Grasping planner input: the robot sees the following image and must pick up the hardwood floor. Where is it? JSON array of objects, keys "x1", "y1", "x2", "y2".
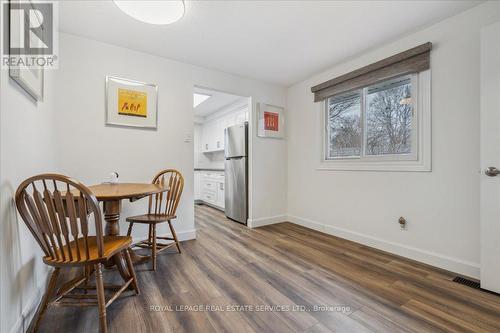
[{"x1": 38, "y1": 205, "x2": 500, "y2": 333}]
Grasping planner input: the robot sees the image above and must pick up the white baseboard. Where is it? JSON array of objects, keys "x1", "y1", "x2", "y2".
[
  {"x1": 10, "y1": 272, "x2": 50, "y2": 333},
  {"x1": 247, "y1": 215, "x2": 287, "y2": 228},
  {"x1": 132, "y1": 228, "x2": 197, "y2": 244},
  {"x1": 287, "y1": 215, "x2": 480, "y2": 279}
]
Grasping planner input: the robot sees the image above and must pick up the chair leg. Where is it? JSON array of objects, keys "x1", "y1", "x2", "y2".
[
  {"x1": 83, "y1": 266, "x2": 90, "y2": 294},
  {"x1": 124, "y1": 249, "x2": 140, "y2": 295},
  {"x1": 32, "y1": 267, "x2": 60, "y2": 332},
  {"x1": 148, "y1": 224, "x2": 153, "y2": 243},
  {"x1": 168, "y1": 220, "x2": 182, "y2": 253},
  {"x1": 126, "y1": 222, "x2": 134, "y2": 237},
  {"x1": 94, "y1": 263, "x2": 108, "y2": 333},
  {"x1": 152, "y1": 224, "x2": 157, "y2": 271}
]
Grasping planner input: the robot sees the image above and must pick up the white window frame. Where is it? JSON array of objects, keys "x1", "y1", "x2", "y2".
[{"x1": 318, "y1": 70, "x2": 431, "y2": 172}]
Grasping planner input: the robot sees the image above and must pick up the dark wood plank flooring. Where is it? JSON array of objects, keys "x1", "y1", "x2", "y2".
[{"x1": 38, "y1": 205, "x2": 500, "y2": 332}]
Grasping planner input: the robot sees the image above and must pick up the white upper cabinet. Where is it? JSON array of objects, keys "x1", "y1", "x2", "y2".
[
  {"x1": 199, "y1": 103, "x2": 248, "y2": 154},
  {"x1": 215, "y1": 119, "x2": 225, "y2": 151},
  {"x1": 235, "y1": 108, "x2": 248, "y2": 124},
  {"x1": 201, "y1": 120, "x2": 218, "y2": 152}
]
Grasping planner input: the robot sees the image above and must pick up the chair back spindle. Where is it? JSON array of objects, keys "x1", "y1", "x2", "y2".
[
  {"x1": 147, "y1": 169, "x2": 184, "y2": 217},
  {"x1": 15, "y1": 174, "x2": 104, "y2": 263}
]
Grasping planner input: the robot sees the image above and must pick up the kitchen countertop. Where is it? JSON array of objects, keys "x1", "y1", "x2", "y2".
[{"x1": 194, "y1": 168, "x2": 225, "y2": 172}]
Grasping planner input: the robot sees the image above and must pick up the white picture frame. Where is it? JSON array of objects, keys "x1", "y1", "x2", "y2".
[
  {"x1": 257, "y1": 103, "x2": 285, "y2": 139},
  {"x1": 8, "y1": 0, "x2": 44, "y2": 101},
  {"x1": 105, "y1": 76, "x2": 159, "y2": 130}
]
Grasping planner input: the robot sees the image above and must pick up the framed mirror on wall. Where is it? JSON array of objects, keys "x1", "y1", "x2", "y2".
[{"x1": 8, "y1": 0, "x2": 45, "y2": 101}]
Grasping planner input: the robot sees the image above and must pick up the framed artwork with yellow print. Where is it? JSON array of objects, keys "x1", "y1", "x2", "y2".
[{"x1": 105, "y1": 76, "x2": 158, "y2": 129}]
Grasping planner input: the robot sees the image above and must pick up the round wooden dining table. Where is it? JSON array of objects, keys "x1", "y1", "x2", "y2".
[{"x1": 87, "y1": 183, "x2": 170, "y2": 280}]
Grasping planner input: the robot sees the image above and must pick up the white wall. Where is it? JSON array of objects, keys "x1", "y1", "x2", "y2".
[
  {"x1": 54, "y1": 32, "x2": 287, "y2": 235},
  {"x1": 0, "y1": 66, "x2": 57, "y2": 331},
  {"x1": 0, "y1": 31, "x2": 287, "y2": 333},
  {"x1": 10, "y1": 2, "x2": 496, "y2": 330},
  {"x1": 286, "y1": 1, "x2": 500, "y2": 278}
]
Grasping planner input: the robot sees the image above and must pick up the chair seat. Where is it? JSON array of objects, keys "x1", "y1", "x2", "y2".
[
  {"x1": 126, "y1": 213, "x2": 176, "y2": 224},
  {"x1": 43, "y1": 236, "x2": 132, "y2": 266}
]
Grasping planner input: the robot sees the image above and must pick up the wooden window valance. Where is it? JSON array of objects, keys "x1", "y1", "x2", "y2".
[{"x1": 311, "y1": 42, "x2": 432, "y2": 102}]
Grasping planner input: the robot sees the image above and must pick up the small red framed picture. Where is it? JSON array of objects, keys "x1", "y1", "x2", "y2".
[{"x1": 258, "y1": 103, "x2": 285, "y2": 138}]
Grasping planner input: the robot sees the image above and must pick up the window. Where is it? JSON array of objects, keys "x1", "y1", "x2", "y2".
[
  {"x1": 326, "y1": 92, "x2": 361, "y2": 158},
  {"x1": 366, "y1": 77, "x2": 413, "y2": 156},
  {"x1": 321, "y1": 71, "x2": 431, "y2": 171}
]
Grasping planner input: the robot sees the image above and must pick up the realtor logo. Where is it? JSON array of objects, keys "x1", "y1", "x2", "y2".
[{"x1": 2, "y1": 1, "x2": 58, "y2": 68}]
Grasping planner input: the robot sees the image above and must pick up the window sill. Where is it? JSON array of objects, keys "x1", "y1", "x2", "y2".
[{"x1": 317, "y1": 159, "x2": 431, "y2": 172}]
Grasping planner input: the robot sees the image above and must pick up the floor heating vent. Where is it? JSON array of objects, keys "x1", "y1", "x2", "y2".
[{"x1": 453, "y1": 276, "x2": 481, "y2": 289}]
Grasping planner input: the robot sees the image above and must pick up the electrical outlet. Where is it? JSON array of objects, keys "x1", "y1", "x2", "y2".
[{"x1": 398, "y1": 216, "x2": 407, "y2": 230}]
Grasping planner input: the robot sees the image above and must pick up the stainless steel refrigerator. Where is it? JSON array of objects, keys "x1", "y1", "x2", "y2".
[{"x1": 224, "y1": 122, "x2": 248, "y2": 224}]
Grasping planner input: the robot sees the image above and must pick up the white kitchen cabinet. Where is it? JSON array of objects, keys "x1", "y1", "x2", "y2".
[
  {"x1": 197, "y1": 171, "x2": 225, "y2": 210},
  {"x1": 194, "y1": 171, "x2": 201, "y2": 201},
  {"x1": 199, "y1": 104, "x2": 248, "y2": 154},
  {"x1": 216, "y1": 180, "x2": 225, "y2": 208},
  {"x1": 201, "y1": 120, "x2": 224, "y2": 153},
  {"x1": 215, "y1": 120, "x2": 224, "y2": 151},
  {"x1": 201, "y1": 121, "x2": 216, "y2": 152},
  {"x1": 235, "y1": 108, "x2": 248, "y2": 124}
]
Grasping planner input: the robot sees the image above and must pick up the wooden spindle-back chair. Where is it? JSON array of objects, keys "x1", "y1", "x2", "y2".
[
  {"x1": 126, "y1": 169, "x2": 184, "y2": 270},
  {"x1": 15, "y1": 174, "x2": 139, "y2": 333}
]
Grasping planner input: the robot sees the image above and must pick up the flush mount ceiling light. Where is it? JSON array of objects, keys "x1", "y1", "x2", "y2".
[
  {"x1": 193, "y1": 93, "x2": 211, "y2": 108},
  {"x1": 113, "y1": 0, "x2": 185, "y2": 25}
]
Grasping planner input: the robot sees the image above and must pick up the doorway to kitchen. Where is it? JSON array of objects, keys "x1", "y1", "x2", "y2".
[{"x1": 193, "y1": 86, "x2": 251, "y2": 225}]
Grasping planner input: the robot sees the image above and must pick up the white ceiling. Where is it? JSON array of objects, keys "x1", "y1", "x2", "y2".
[
  {"x1": 59, "y1": 1, "x2": 482, "y2": 86},
  {"x1": 193, "y1": 87, "x2": 246, "y2": 118}
]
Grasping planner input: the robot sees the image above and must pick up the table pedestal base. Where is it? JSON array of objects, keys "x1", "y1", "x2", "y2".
[{"x1": 103, "y1": 200, "x2": 151, "y2": 271}]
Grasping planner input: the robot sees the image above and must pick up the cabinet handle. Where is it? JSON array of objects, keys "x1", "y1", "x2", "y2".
[
  {"x1": 217, "y1": 141, "x2": 220, "y2": 148},
  {"x1": 220, "y1": 183, "x2": 224, "y2": 190},
  {"x1": 205, "y1": 144, "x2": 208, "y2": 150}
]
